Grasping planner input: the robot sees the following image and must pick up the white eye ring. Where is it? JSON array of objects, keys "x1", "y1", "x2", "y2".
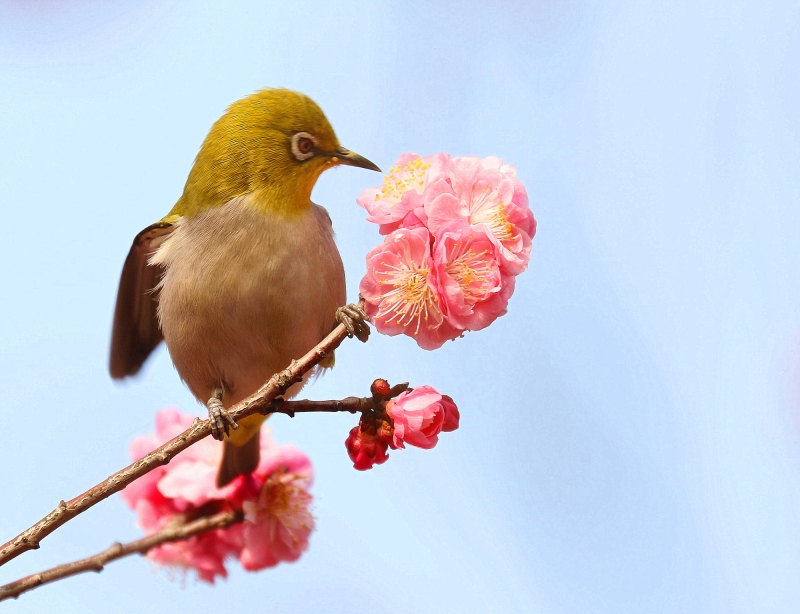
[{"x1": 291, "y1": 132, "x2": 318, "y2": 161}]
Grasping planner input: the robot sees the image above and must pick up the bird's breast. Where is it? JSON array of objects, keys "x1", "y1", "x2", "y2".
[{"x1": 152, "y1": 195, "x2": 346, "y2": 405}]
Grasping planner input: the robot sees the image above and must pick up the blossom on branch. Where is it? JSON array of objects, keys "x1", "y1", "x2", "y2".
[
  {"x1": 358, "y1": 153, "x2": 535, "y2": 349},
  {"x1": 121, "y1": 409, "x2": 314, "y2": 583},
  {"x1": 344, "y1": 382, "x2": 460, "y2": 470},
  {"x1": 356, "y1": 153, "x2": 449, "y2": 235},
  {"x1": 425, "y1": 156, "x2": 536, "y2": 275},
  {"x1": 434, "y1": 221, "x2": 513, "y2": 331},
  {"x1": 386, "y1": 385, "x2": 460, "y2": 449}
]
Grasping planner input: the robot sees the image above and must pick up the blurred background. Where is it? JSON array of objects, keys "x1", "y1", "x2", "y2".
[{"x1": 1, "y1": 0, "x2": 799, "y2": 612}]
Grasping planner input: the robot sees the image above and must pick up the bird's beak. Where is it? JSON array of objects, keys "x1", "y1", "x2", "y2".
[{"x1": 332, "y1": 147, "x2": 381, "y2": 172}]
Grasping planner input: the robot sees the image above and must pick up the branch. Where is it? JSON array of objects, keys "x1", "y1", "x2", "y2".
[
  {"x1": 0, "y1": 510, "x2": 243, "y2": 602},
  {"x1": 0, "y1": 380, "x2": 410, "y2": 601},
  {"x1": 0, "y1": 307, "x2": 363, "y2": 568},
  {"x1": 268, "y1": 381, "x2": 409, "y2": 418}
]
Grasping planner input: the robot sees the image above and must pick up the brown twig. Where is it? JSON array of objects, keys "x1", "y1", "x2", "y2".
[
  {"x1": 0, "y1": 381, "x2": 410, "y2": 602},
  {"x1": 0, "y1": 510, "x2": 243, "y2": 602},
  {"x1": 0, "y1": 307, "x2": 363, "y2": 568},
  {"x1": 269, "y1": 381, "x2": 408, "y2": 418}
]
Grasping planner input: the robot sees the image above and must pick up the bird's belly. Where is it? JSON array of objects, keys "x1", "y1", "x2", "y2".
[{"x1": 153, "y1": 196, "x2": 346, "y2": 406}]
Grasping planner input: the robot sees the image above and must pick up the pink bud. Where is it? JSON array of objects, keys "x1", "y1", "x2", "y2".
[{"x1": 345, "y1": 425, "x2": 389, "y2": 471}]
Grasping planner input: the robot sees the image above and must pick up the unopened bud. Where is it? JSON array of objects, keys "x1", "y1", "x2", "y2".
[
  {"x1": 345, "y1": 425, "x2": 389, "y2": 471},
  {"x1": 370, "y1": 378, "x2": 391, "y2": 398}
]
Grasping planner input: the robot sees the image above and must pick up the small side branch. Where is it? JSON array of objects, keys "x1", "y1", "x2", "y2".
[
  {"x1": 0, "y1": 511, "x2": 243, "y2": 602},
  {"x1": 266, "y1": 381, "x2": 407, "y2": 419},
  {"x1": 0, "y1": 305, "x2": 363, "y2": 568}
]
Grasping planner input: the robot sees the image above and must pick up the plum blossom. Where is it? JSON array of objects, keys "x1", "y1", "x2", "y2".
[
  {"x1": 386, "y1": 385, "x2": 460, "y2": 450},
  {"x1": 357, "y1": 153, "x2": 449, "y2": 235},
  {"x1": 343, "y1": 382, "x2": 460, "y2": 469},
  {"x1": 359, "y1": 227, "x2": 460, "y2": 350},
  {"x1": 121, "y1": 409, "x2": 314, "y2": 583},
  {"x1": 240, "y1": 466, "x2": 314, "y2": 569},
  {"x1": 425, "y1": 156, "x2": 535, "y2": 275},
  {"x1": 358, "y1": 152, "x2": 534, "y2": 350},
  {"x1": 433, "y1": 221, "x2": 514, "y2": 331}
]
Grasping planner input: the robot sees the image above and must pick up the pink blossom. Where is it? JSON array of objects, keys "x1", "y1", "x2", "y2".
[
  {"x1": 360, "y1": 227, "x2": 461, "y2": 350},
  {"x1": 424, "y1": 156, "x2": 536, "y2": 275},
  {"x1": 433, "y1": 221, "x2": 514, "y2": 331},
  {"x1": 345, "y1": 425, "x2": 390, "y2": 470},
  {"x1": 386, "y1": 385, "x2": 460, "y2": 450},
  {"x1": 121, "y1": 409, "x2": 314, "y2": 583},
  {"x1": 240, "y1": 468, "x2": 314, "y2": 570},
  {"x1": 357, "y1": 153, "x2": 449, "y2": 235}
]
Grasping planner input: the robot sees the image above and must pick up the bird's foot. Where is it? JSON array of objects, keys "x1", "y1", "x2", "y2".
[
  {"x1": 336, "y1": 302, "x2": 370, "y2": 342},
  {"x1": 207, "y1": 388, "x2": 238, "y2": 441}
]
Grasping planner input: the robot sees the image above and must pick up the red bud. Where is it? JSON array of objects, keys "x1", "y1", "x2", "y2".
[{"x1": 370, "y1": 378, "x2": 391, "y2": 398}]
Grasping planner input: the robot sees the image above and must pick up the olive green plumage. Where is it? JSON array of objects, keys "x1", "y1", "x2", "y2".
[{"x1": 170, "y1": 89, "x2": 342, "y2": 220}]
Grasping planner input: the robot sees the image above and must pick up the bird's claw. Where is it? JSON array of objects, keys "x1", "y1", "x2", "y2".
[
  {"x1": 336, "y1": 303, "x2": 370, "y2": 342},
  {"x1": 207, "y1": 395, "x2": 238, "y2": 441}
]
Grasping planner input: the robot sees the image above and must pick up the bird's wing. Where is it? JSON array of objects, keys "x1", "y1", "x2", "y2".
[{"x1": 109, "y1": 220, "x2": 176, "y2": 379}]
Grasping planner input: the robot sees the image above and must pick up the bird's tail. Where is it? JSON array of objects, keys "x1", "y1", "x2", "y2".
[{"x1": 216, "y1": 430, "x2": 260, "y2": 488}]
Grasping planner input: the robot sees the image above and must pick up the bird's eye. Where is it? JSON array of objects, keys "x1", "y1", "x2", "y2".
[
  {"x1": 297, "y1": 137, "x2": 314, "y2": 154},
  {"x1": 291, "y1": 132, "x2": 317, "y2": 161}
]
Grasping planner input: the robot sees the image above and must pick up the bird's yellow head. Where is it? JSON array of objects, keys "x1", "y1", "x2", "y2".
[{"x1": 174, "y1": 88, "x2": 379, "y2": 218}]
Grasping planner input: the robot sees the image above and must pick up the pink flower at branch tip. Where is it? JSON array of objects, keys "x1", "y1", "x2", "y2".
[
  {"x1": 358, "y1": 152, "x2": 534, "y2": 351},
  {"x1": 121, "y1": 408, "x2": 314, "y2": 583},
  {"x1": 386, "y1": 385, "x2": 460, "y2": 450}
]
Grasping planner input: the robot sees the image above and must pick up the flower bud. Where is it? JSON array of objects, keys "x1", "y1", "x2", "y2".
[
  {"x1": 345, "y1": 425, "x2": 389, "y2": 471},
  {"x1": 370, "y1": 378, "x2": 391, "y2": 398}
]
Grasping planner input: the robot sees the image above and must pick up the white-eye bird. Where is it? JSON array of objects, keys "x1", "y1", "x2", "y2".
[{"x1": 109, "y1": 88, "x2": 377, "y2": 487}]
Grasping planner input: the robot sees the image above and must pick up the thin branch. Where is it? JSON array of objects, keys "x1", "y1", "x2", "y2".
[
  {"x1": 0, "y1": 510, "x2": 243, "y2": 602},
  {"x1": 0, "y1": 307, "x2": 363, "y2": 568},
  {"x1": 269, "y1": 382, "x2": 408, "y2": 418},
  {"x1": 0, "y1": 383, "x2": 410, "y2": 601}
]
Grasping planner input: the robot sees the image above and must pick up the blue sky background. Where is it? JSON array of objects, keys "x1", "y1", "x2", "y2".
[{"x1": 1, "y1": 1, "x2": 800, "y2": 612}]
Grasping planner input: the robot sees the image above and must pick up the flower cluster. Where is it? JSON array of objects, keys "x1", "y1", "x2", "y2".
[
  {"x1": 359, "y1": 153, "x2": 535, "y2": 349},
  {"x1": 345, "y1": 383, "x2": 460, "y2": 470},
  {"x1": 121, "y1": 409, "x2": 314, "y2": 583}
]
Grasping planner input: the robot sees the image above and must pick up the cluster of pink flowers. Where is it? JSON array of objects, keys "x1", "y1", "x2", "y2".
[
  {"x1": 345, "y1": 384, "x2": 460, "y2": 470},
  {"x1": 358, "y1": 153, "x2": 535, "y2": 349},
  {"x1": 121, "y1": 409, "x2": 314, "y2": 583}
]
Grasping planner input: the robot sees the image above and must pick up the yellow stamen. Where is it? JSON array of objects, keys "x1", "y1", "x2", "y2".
[{"x1": 376, "y1": 260, "x2": 442, "y2": 334}]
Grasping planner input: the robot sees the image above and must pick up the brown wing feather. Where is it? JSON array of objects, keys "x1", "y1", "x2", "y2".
[{"x1": 109, "y1": 222, "x2": 174, "y2": 379}]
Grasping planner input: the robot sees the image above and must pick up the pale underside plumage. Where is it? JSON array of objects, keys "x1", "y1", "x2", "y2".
[{"x1": 151, "y1": 195, "x2": 346, "y2": 410}]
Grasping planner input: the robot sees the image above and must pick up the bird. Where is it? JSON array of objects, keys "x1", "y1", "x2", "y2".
[{"x1": 109, "y1": 88, "x2": 378, "y2": 487}]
